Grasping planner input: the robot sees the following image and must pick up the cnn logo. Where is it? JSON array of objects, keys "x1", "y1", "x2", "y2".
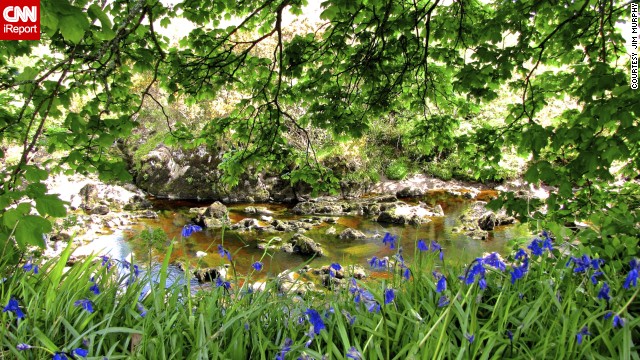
[{"x1": 1, "y1": 0, "x2": 40, "y2": 40}]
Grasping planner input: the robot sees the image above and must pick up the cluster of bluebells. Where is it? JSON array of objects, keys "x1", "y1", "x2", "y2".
[
  {"x1": 527, "y1": 231, "x2": 554, "y2": 257},
  {"x1": 2, "y1": 297, "x2": 25, "y2": 319},
  {"x1": 417, "y1": 239, "x2": 444, "y2": 261},
  {"x1": 23, "y1": 259, "x2": 39, "y2": 274},
  {"x1": 181, "y1": 224, "x2": 203, "y2": 237},
  {"x1": 382, "y1": 232, "x2": 397, "y2": 249},
  {"x1": 566, "y1": 254, "x2": 605, "y2": 284},
  {"x1": 463, "y1": 253, "x2": 507, "y2": 290},
  {"x1": 368, "y1": 256, "x2": 389, "y2": 270},
  {"x1": 509, "y1": 248, "x2": 529, "y2": 284},
  {"x1": 349, "y1": 279, "x2": 380, "y2": 313}
]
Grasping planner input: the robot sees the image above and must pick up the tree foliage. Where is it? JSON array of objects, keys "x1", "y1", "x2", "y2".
[{"x1": 0, "y1": 0, "x2": 638, "y2": 258}]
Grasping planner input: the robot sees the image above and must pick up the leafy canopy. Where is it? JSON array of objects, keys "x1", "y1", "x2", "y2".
[{"x1": 0, "y1": 0, "x2": 638, "y2": 259}]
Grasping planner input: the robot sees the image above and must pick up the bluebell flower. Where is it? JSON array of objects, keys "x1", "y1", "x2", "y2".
[
  {"x1": 382, "y1": 233, "x2": 397, "y2": 249},
  {"x1": 576, "y1": 326, "x2": 590, "y2": 345},
  {"x1": 510, "y1": 266, "x2": 525, "y2": 284},
  {"x1": 437, "y1": 295, "x2": 449, "y2": 307},
  {"x1": 465, "y1": 261, "x2": 486, "y2": 286},
  {"x1": 430, "y1": 240, "x2": 444, "y2": 261},
  {"x1": 215, "y1": 277, "x2": 230, "y2": 290},
  {"x1": 417, "y1": 240, "x2": 429, "y2": 252},
  {"x1": 74, "y1": 299, "x2": 94, "y2": 313},
  {"x1": 465, "y1": 333, "x2": 475, "y2": 344},
  {"x1": 483, "y1": 253, "x2": 506, "y2": 271},
  {"x1": 305, "y1": 309, "x2": 326, "y2": 335},
  {"x1": 275, "y1": 338, "x2": 292, "y2": 360},
  {"x1": 100, "y1": 255, "x2": 111, "y2": 270},
  {"x1": 217, "y1": 245, "x2": 232, "y2": 261},
  {"x1": 346, "y1": 347, "x2": 363, "y2": 359},
  {"x1": 252, "y1": 261, "x2": 263, "y2": 271},
  {"x1": 137, "y1": 303, "x2": 147, "y2": 317},
  {"x1": 604, "y1": 311, "x2": 613, "y2": 320},
  {"x1": 3, "y1": 297, "x2": 25, "y2": 318},
  {"x1": 23, "y1": 260, "x2": 38, "y2": 274},
  {"x1": 330, "y1": 263, "x2": 342, "y2": 271},
  {"x1": 342, "y1": 310, "x2": 356, "y2": 326},
  {"x1": 623, "y1": 259, "x2": 639, "y2": 289},
  {"x1": 612, "y1": 315, "x2": 626, "y2": 328},
  {"x1": 72, "y1": 348, "x2": 88, "y2": 357},
  {"x1": 590, "y1": 271, "x2": 603, "y2": 285},
  {"x1": 368, "y1": 256, "x2": 378, "y2": 267},
  {"x1": 89, "y1": 282, "x2": 100, "y2": 295},
  {"x1": 403, "y1": 267, "x2": 410, "y2": 280},
  {"x1": 17, "y1": 343, "x2": 31, "y2": 350},
  {"x1": 384, "y1": 288, "x2": 395, "y2": 305},
  {"x1": 366, "y1": 301, "x2": 380, "y2": 313},
  {"x1": 527, "y1": 238, "x2": 544, "y2": 256},
  {"x1": 181, "y1": 224, "x2": 203, "y2": 237},
  {"x1": 597, "y1": 282, "x2": 610, "y2": 301},
  {"x1": 506, "y1": 330, "x2": 513, "y2": 343},
  {"x1": 515, "y1": 248, "x2": 527, "y2": 260},
  {"x1": 53, "y1": 352, "x2": 68, "y2": 360},
  {"x1": 436, "y1": 275, "x2": 447, "y2": 293},
  {"x1": 132, "y1": 264, "x2": 140, "y2": 278}
]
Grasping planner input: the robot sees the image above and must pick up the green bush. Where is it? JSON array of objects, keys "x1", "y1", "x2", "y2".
[{"x1": 385, "y1": 159, "x2": 409, "y2": 180}]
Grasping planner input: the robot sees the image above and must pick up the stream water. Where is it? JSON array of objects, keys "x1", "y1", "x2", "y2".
[{"x1": 118, "y1": 191, "x2": 532, "y2": 278}]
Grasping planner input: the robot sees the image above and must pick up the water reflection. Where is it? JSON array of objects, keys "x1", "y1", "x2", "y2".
[{"x1": 123, "y1": 193, "x2": 532, "y2": 277}]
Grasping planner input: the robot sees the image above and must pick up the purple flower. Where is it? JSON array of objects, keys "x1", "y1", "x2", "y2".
[
  {"x1": 576, "y1": 326, "x2": 590, "y2": 345},
  {"x1": 417, "y1": 240, "x2": 429, "y2": 252},
  {"x1": 137, "y1": 303, "x2": 147, "y2": 317},
  {"x1": 384, "y1": 288, "x2": 395, "y2": 305},
  {"x1": 435, "y1": 274, "x2": 446, "y2": 293},
  {"x1": 72, "y1": 348, "x2": 88, "y2": 357},
  {"x1": 403, "y1": 267, "x2": 411, "y2": 280},
  {"x1": 181, "y1": 224, "x2": 203, "y2": 237},
  {"x1": 252, "y1": 261, "x2": 263, "y2": 271},
  {"x1": 22, "y1": 260, "x2": 38, "y2": 274},
  {"x1": 89, "y1": 282, "x2": 100, "y2": 295},
  {"x1": 590, "y1": 271, "x2": 603, "y2": 285},
  {"x1": 217, "y1": 245, "x2": 232, "y2": 261},
  {"x1": 465, "y1": 333, "x2": 475, "y2": 344},
  {"x1": 612, "y1": 315, "x2": 626, "y2": 328},
  {"x1": 623, "y1": 259, "x2": 639, "y2": 289},
  {"x1": 482, "y1": 253, "x2": 506, "y2": 271},
  {"x1": 305, "y1": 309, "x2": 326, "y2": 335},
  {"x1": 74, "y1": 299, "x2": 95, "y2": 313},
  {"x1": 604, "y1": 311, "x2": 613, "y2": 320},
  {"x1": 346, "y1": 346, "x2": 363, "y2": 359},
  {"x1": 430, "y1": 240, "x2": 444, "y2": 260},
  {"x1": 382, "y1": 233, "x2": 397, "y2": 249},
  {"x1": 342, "y1": 310, "x2": 356, "y2": 326},
  {"x1": 437, "y1": 295, "x2": 449, "y2": 307},
  {"x1": 17, "y1": 343, "x2": 31, "y2": 351},
  {"x1": 506, "y1": 330, "x2": 513, "y2": 343},
  {"x1": 100, "y1": 255, "x2": 111, "y2": 270},
  {"x1": 2, "y1": 297, "x2": 25, "y2": 319},
  {"x1": 597, "y1": 282, "x2": 610, "y2": 301},
  {"x1": 53, "y1": 353, "x2": 68, "y2": 360},
  {"x1": 275, "y1": 338, "x2": 292, "y2": 360},
  {"x1": 215, "y1": 277, "x2": 230, "y2": 290},
  {"x1": 330, "y1": 263, "x2": 342, "y2": 271}
]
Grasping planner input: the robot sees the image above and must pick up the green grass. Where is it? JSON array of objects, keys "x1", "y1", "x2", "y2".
[{"x1": 1, "y1": 234, "x2": 638, "y2": 359}]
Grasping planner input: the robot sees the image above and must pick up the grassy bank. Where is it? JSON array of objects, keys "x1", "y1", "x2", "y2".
[{"x1": 1, "y1": 231, "x2": 638, "y2": 359}]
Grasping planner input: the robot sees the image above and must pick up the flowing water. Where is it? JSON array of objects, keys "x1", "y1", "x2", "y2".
[{"x1": 120, "y1": 191, "x2": 532, "y2": 278}]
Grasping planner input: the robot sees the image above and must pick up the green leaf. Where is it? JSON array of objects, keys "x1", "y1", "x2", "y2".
[
  {"x1": 14, "y1": 215, "x2": 52, "y2": 248},
  {"x1": 60, "y1": 13, "x2": 90, "y2": 44},
  {"x1": 35, "y1": 194, "x2": 67, "y2": 217}
]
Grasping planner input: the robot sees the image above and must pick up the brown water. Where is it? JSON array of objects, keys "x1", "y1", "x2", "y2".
[{"x1": 123, "y1": 191, "x2": 532, "y2": 277}]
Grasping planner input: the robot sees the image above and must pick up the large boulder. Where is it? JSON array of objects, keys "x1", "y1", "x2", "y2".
[
  {"x1": 339, "y1": 228, "x2": 367, "y2": 240},
  {"x1": 289, "y1": 233, "x2": 324, "y2": 256},
  {"x1": 192, "y1": 201, "x2": 230, "y2": 229}
]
